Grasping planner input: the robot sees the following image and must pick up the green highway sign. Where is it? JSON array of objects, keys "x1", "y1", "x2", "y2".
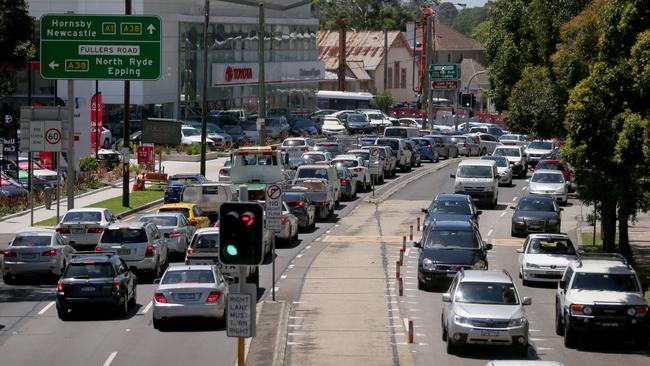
[
  {"x1": 429, "y1": 64, "x2": 460, "y2": 80},
  {"x1": 40, "y1": 14, "x2": 161, "y2": 80}
]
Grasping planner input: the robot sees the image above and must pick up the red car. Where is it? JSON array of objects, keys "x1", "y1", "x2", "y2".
[{"x1": 535, "y1": 160, "x2": 574, "y2": 192}]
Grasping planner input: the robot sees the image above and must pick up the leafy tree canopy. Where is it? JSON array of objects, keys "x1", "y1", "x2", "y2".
[
  {"x1": 311, "y1": 0, "x2": 416, "y2": 30},
  {"x1": 0, "y1": 0, "x2": 35, "y2": 97}
]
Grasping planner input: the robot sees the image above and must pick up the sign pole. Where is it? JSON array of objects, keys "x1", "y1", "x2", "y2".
[
  {"x1": 29, "y1": 151, "x2": 34, "y2": 226},
  {"x1": 95, "y1": 80, "x2": 99, "y2": 158},
  {"x1": 199, "y1": 0, "x2": 209, "y2": 176},
  {"x1": 56, "y1": 152, "x2": 60, "y2": 223},
  {"x1": 122, "y1": 0, "x2": 132, "y2": 208},
  {"x1": 67, "y1": 80, "x2": 75, "y2": 209},
  {"x1": 258, "y1": 2, "x2": 266, "y2": 145},
  {"x1": 238, "y1": 265, "x2": 247, "y2": 366}
]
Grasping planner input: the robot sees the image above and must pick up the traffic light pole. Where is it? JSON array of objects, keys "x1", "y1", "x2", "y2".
[{"x1": 238, "y1": 185, "x2": 248, "y2": 366}]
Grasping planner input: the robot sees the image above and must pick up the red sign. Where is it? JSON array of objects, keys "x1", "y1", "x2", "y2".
[
  {"x1": 431, "y1": 80, "x2": 459, "y2": 90},
  {"x1": 90, "y1": 92, "x2": 103, "y2": 150},
  {"x1": 137, "y1": 144, "x2": 155, "y2": 172},
  {"x1": 225, "y1": 65, "x2": 254, "y2": 82}
]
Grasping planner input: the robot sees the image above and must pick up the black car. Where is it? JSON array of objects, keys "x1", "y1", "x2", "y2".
[
  {"x1": 290, "y1": 118, "x2": 319, "y2": 136},
  {"x1": 414, "y1": 220, "x2": 491, "y2": 290},
  {"x1": 164, "y1": 174, "x2": 208, "y2": 203},
  {"x1": 56, "y1": 254, "x2": 137, "y2": 319},
  {"x1": 510, "y1": 195, "x2": 562, "y2": 237},
  {"x1": 421, "y1": 194, "x2": 481, "y2": 235},
  {"x1": 0, "y1": 181, "x2": 29, "y2": 199},
  {"x1": 283, "y1": 191, "x2": 316, "y2": 231},
  {"x1": 345, "y1": 113, "x2": 374, "y2": 134}
]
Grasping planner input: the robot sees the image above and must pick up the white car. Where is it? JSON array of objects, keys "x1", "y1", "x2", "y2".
[
  {"x1": 528, "y1": 169, "x2": 568, "y2": 204},
  {"x1": 362, "y1": 111, "x2": 392, "y2": 127},
  {"x1": 17, "y1": 158, "x2": 59, "y2": 184},
  {"x1": 331, "y1": 155, "x2": 371, "y2": 192},
  {"x1": 56, "y1": 208, "x2": 118, "y2": 249},
  {"x1": 481, "y1": 155, "x2": 512, "y2": 186},
  {"x1": 100, "y1": 127, "x2": 112, "y2": 148},
  {"x1": 218, "y1": 158, "x2": 231, "y2": 182},
  {"x1": 499, "y1": 134, "x2": 528, "y2": 148},
  {"x1": 281, "y1": 137, "x2": 314, "y2": 159},
  {"x1": 399, "y1": 118, "x2": 423, "y2": 128},
  {"x1": 181, "y1": 126, "x2": 216, "y2": 148},
  {"x1": 517, "y1": 233, "x2": 577, "y2": 285},
  {"x1": 321, "y1": 118, "x2": 347, "y2": 136}
]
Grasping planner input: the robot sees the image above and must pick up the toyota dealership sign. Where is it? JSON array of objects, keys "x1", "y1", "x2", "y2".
[{"x1": 212, "y1": 61, "x2": 324, "y2": 86}]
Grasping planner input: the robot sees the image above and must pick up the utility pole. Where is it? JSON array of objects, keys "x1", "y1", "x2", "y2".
[
  {"x1": 336, "y1": 19, "x2": 346, "y2": 91},
  {"x1": 258, "y1": 2, "x2": 266, "y2": 145},
  {"x1": 200, "y1": 0, "x2": 209, "y2": 176},
  {"x1": 95, "y1": 80, "x2": 99, "y2": 159},
  {"x1": 383, "y1": 27, "x2": 388, "y2": 92},
  {"x1": 422, "y1": 12, "x2": 434, "y2": 129},
  {"x1": 122, "y1": 0, "x2": 131, "y2": 208}
]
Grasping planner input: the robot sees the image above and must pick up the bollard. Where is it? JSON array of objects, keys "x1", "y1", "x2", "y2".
[
  {"x1": 43, "y1": 186, "x2": 52, "y2": 210},
  {"x1": 396, "y1": 260, "x2": 400, "y2": 279},
  {"x1": 402, "y1": 236, "x2": 407, "y2": 251},
  {"x1": 399, "y1": 247, "x2": 404, "y2": 266},
  {"x1": 409, "y1": 225, "x2": 413, "y2": 241},
  {"x1": 398, "y1": 277, "x2": 404, "y2": 296},
  {"x1": 408, "y1": 320, "x2": 414, "y2": 343},
  {"x1": 417, "y1": 217, "x2": 421, "y2": 231}
]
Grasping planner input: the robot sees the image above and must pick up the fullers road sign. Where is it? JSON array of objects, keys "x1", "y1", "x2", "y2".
[{"x1": 40, "y1": 14, "x2": 161, "y2": 80}]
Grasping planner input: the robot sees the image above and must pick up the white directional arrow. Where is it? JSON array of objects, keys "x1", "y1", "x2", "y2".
[
  {"x1": 147, "y1": 24, "x2": 156, "y2": 35},
  {"x1": 49, "y1": 61, "x2": 59, "y2": 70}
]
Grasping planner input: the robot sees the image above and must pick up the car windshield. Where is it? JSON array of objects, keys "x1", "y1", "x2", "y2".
[
  {"x1": 532, "y1": 173, "x2": 564, "y2": 183},
  {"x1": 139, "y1": 216, "x2": 178, "y2": 227},
  {"x1": 315, "y1": 144, "x2": 339, "y2": 153},
  {"x1": 384, "y1": 129, "x2": 408, "y2": 138},
  {"x1": 526, "y1": 238, "x2": 575, "y2": 254},
  {"x1": 500, "y1": 135, "x2": 518, "y2": 141},
  {"x1": 62, "y1": 211, "x2": 102, "y2": 222},
  {"x1": 455, "y1": 282, "x2": 519, "y2": 305},
  {"x1": 353, "y1": 152, "x2": 370, "y2": 160},
  {"x1": 571, "y1": 273, "x2": 639, "y2": 292},
  {"x1": 347, "y1": 115, "x2": 366, "y2": 122},
  {"x1": 283, "y1": 140, "x2": 305, "y2": 147},
  {"x1": 296, "y1": 168, "x2": 329, "y2": 180},
  {"x1": 457, "y1": 165, "x2": 493, "y2": 178},
  {"x1": 162, "y1": 269, "x2": 215, "y2": 284},
  {"x1": 528, "y1": 141, "x2": 553, "y2": 150},
  {"x1": 430, "y1": 200, "x2": 471, "y2": 215},
  {"x1": 376, "y1": 140, "x2": 399, "y2": 151},
  {"x1": 191, "y1": 234, "x2": 219, "y2": 249},
  {"x1": 538, "y1": 162, "x2": 563, "y2": 170},
  {"x1": 517, "y1": 198, "x2": 556, "y2": 211},
  {"x1": 65, "y1": 262, "x2": 114, "y2": 278},
  {"x1": 302, "y1": 154, "x2": 325, "y2": 164},
  {"x1": 283, "y1": 192, "x2": 304, "y2": 202},
  {"x1": 12, "y1": 235, "x2": 52, "y2": 246},
  {"x1": 159, "y1": 207, "x2": 190, "y2": 219},
  {"x1": 294, "y1": 120, "x2": 313, "y2": 128},
  {"x1": 367, "y1": 114, "x2": 383, "y2": 120},
  {"x1": 101, "y1": 228, "x2": 148, "y2": 243},
  {"x1": 267, "y1": 119, "x2": 281, "y2": 127},
  {"x1": 424, "y1": 229, "x2": 479, "y2": 249},
  {"x1": 482, "y1": 157, "x2": 508, "y2": 167},
  {"x1": 494, "y1": 148, "x2": 521, "y2": 157},
  {"x1": 334, "y1": 160, "x2": 359, "y2": 168},
  {"x1": 169, "y1": 177, "x2": 200, "y2": 185},
  {"x1": 183, "y1": 128, "x2": 200, "y2": 136},
  {"x1": 449, "y1": 136, "x2": 466, "y2": 143}
]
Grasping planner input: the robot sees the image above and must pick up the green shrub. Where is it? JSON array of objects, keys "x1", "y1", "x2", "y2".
[{"x1": 79, "y1": 156, "x2": 98, "y2": 172}]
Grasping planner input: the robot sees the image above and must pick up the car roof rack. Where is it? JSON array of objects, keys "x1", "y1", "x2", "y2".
[{"x1": 575, "y1": 252, "x2": 631, "y2": 268}]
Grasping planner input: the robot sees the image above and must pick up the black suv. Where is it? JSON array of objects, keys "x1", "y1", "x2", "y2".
[
  {"x1": 415, "y1": 220, "x2": 492, "y2": 290},
  {"x1": 56, "y1": 254, "x2": 137, "y2": 319}
]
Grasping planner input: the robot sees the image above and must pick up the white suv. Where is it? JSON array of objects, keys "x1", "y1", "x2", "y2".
[{"x1": 555, "y1": 253, "x2": 649, "y2": 349}]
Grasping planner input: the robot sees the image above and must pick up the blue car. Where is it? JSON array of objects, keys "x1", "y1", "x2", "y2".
[
  {"x1": 420, "y1": 194, "x2": 481, "y2": 235},
  {"x1": 412, "y1": 137, "x2": 439, "y2": 163},
  {"x1": 164, "y1": 174, "x2": 208, "y2": 203},
  {"x1": 164, "y1": 184, "x2": 185, "y2": 203},
  {"x1": 291, "y1": 118, "x2": 319, "y2": 136},
  {"x1": 359, "y1": 135, "x2": 378, "y2": 146}
]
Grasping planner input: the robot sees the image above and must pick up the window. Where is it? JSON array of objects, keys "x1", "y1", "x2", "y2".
[
  {"x1": 400, "y1": 68, "x2": 407, "y2": 88},
  {"x1": 387, "y1": 67, "x2": 393, "y2": 89},
  {"x1": 447, "y1": 53, "x2": 451, "y2": 63},
  {"x1": 394, "y1": 62, "x2": 400, "y2": 89}
]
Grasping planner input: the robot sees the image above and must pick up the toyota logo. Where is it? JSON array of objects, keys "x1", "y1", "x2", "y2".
[
  {"x1": 225, "y1": 66, "x2": 233, "y2": 82},
  {"x1": 550, "y1": 265, "x2": 557, "y2": 269}
]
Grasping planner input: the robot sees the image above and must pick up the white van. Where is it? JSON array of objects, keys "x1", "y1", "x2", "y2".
[
  {"x1": 383, "y1": 126, "x2": 419, "y2": 139},
  {"x1": 450, "y1": 159, "x2": 499, "y2": 208}
]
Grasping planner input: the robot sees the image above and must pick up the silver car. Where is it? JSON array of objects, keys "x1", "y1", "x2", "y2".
[
  {"x1": 442, "y1": 270, "x2": 531, "y2": 355},
  {"x1": 138, "y1": 213, "x2": 194, "y2": 254},
  {"x1": 152, "y1": 265, "x2": 229, "y2": 329},
  {"x1": 527, "y1": 169, "x2": 568, "y2": 204},
  {"x1": 517, "y1": 233, "x2": 577, "y2": 285},
  {"x1": 218, "y1": 158, "x2": 231, "y2": 182},
  {"x1": 56, "y1": 208, "x2": 117, "y2": 249},
  {"x1": 450, "y1": 135, "x2": 480, "y2": 156},
  {"x1": 2, "y1": 230, "x2": 75, "y2": 283},
  {"x1": 96, "y1": 222, "x2": 169, "y2": 278}
]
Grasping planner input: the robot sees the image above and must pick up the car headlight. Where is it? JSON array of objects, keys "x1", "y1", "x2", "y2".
[
  {"x1": 454, "y1": 315, "x2": 470, "y2": 325},
  {"x1": 422, "y1": 258, "x2": 434, "y2": 270},
  {"x1": 627, "y1": 307, "x2": 637, "y2": 317},
  {"x1": 548, "y1": 218, "x2": 559, "y2": 225},
  {"x1": 570, "y1": 304, "x2": 593, "y2": 316},
  {"x1": 555, "y1": 187, "x2": 566, "y2": 193},
  {"x1": 513, "y1": 217, "x2": 525, "y2": 224},
  {"x1": 484, "y1": 185, "x2": 494, "y2": 192},
  {"x1": 514, "y1": 161, "x2": 521, "y2": 165},
  {"x1": 525, "y1": 262, "x2": 539, "y2": 268},
  {"x1": 472, "y1": 261, "x2": 485, "y2": 270},
  {"x1": 509, "y1": 317, "x2": 527, "y2": 327}
]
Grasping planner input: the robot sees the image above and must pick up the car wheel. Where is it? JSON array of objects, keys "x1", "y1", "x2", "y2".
[
  {"x1": 446, "y1": 338, "x2": 458, "y2": 355},
  {"x1": 60, "y1": 260, "x2": 67, "y2": 276},
  {"x1": 417, "y1": 278, "x2": 428, "y2": 291},
  {"x1": 417, "y1": 160, "x2": 422, "y2": 167},
  {"x1": 555, "y1": 306, "x2": 564, "y2": 336},
  {"x1": 129, "y1": 285, "x2": 137, "y2": 306},
  {"x1": 2, "y1": 275, "x2": 14, "y2": 285},
  {"x1": 511, "y1": 229, "x2": 518, "y2": 238},
  {"x1": 103, "y1": 138, "x2": 110, "y2": 149},
  {"x1": 153, "y1": 317, "x2": 166, "y2": 330},
  {"x1": 519, "y1": 169, "x2": 527, "y2": 179},
  {"x1": 481, "y1": 148, "x2": 486, "y2": 156},
  {"x1": 517, "y1": 344, "x2": 528, "y2": 357},
  {"x1": 564, "y1": 316, "x2": 577, "y2": 349},
  {"x1": 292, "y1": 228, "x2": 299, "y2": 242},
  {"x1": 57, "y1": 305, "x2": 70, "y2": 320},
  {"x1": 119, "y1": 294, "x2": 129, "y2": 317},
  {"x1": 522, "y1": 279, "x2": 531, "y2": 287},
  {"x1": 152, "y1": 259, "x2": 161, "y2": 280}
]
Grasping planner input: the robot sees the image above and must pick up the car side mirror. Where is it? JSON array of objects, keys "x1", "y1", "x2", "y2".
[
  {"x1": 559, "y1": 281, "x2": 567, "y2": 290},
  {"x1": 442, "y1": 293, "x2": 452, "y2": 303},
  {"x1": 153, "y1": 278, "x2": 161, "y2": 284},
  {"x1": 224, "y1": 275, "x2": 236, "y2": 285},
  {"x1": 413, "y1": 241, "x2": 421, "y2": 248},
  {"x1": 509, "y1": 206, "x2": 516, "y2": 210},
  {"x1": 485, "y1": 243, "x2": 493, "y2": 250},
  {"x1": 421, "y1": 208, "x2": 429, "y2": 214},
  {"x1": 163, "y1": 233, "x2": 170, "y2": 238},
  {"x1": 522, "y1": 296, "x2": 532, "y2": 306},
  {"x1": 476, "y1": 210, "x2": 483, "y2": 216},
  {"x1": 516, "y1": 248, "x2": 523, "y2": 253},
  {"x1": 450, "y1": 174, "x2": 456, "y2": 179},
  {"x1": 189, "y1": 220, "x2": 198, "y2": 226}
]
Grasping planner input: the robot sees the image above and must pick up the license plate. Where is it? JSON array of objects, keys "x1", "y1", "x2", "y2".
[
  {"x1": 446, "y1": 273, "x2": 456, "y2": 278},
  {"x1": 21, "y1": 253, "x2": 37, "y2": 259},
  {"x1": 177, "y1": 293, "x2": 195, "y2": 300},
  {"x1": 480, "y1": 330, "x2": 500, "y2": 337},
  {"x1": 117, "y1": 249, "x2": 130, "y2": 255},
  {"x1": 80, "y1": 286, "x2": 96, "y2": 292},
  {"x1": 601, "y1": 322, "x2": 618, "y2": 327},
  {"x1": 72, "y1": 228, "x2": 85, "y2": 234}
]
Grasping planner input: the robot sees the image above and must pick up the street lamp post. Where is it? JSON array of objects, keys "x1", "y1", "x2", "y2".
[
  {"x1": 200, "y1": 0, "x2": 210, "y2": 176},
  {"x1": 258, "y1": 1, "x2": 266, "y2": 146}
]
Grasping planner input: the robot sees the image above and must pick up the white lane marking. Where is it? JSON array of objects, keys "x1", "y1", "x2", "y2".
[
  {"x1": 536, "y1": 347, "x2": 554, "y2": 351},
  {"x1": 529, "y1": 329, "x2": 541, "y2": 332},
  {"x1": 274, "y1": 286, "x2": 279, "y2": 293},
  {"x1": 296, "y1": 254, "x2": 303, "y2": 258},
  {"x1": 288, "y1": 332, "x2": 305, "y2": 336},
  {"x1": 140, "y1": 301, "x2": 153, "y2": 314},
  {"x1": 404, "y1": 248, "x2": 410, "y2": 256},
  {"x1": 522, "y1": 186, "x2": 527, "y2": 191},
  {"x1": 38, "y1": 301, "x2": 55, "y2": 315},
  {"x1": 500, "y1": 211, "x2": 506, "y2": 217},
  {"x1": 512, "y1": 197, "x2": 517, "y2": 201},
  {"x1": 402, "y1": 318, "x2": 409, "y2": 333},
  {"x1": 102, "y1": 352, "x2": 118, "y2": 366},
  {"x1": 530, "y1": 337, "x2": 546, "y2": 341},
  {"x1": 281, "y1": 274, "x2": 287, "y2": 279},
  {"x1": 287, "y1": 342, "x2": 303, "y2": 346},
  {"x1": 487, "y1": 229, "x2": 493, "y2": 237},
  {"x1": 288, "y1": 324, "x2": 302, "y2": 327},
  {"x1": 305, "y1": 245, "x2": 311, "y2": 249}
]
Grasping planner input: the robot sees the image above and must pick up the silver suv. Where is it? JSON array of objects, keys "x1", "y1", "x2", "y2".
[
  {"x1": 555, "y1": 253, "x2": 649, "y2": 349},
  {"x1": 442, "y1": 270, "x2": 531, "y2": 355}
]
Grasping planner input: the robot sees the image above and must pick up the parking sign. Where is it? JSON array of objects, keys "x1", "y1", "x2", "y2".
[{"x1": 265, "y1": 184, "x2": 283, "y2": 233}]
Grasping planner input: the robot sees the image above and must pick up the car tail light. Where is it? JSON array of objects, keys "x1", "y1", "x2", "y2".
[
  {"x1": 87, "y1": 227, "x2": 104, "y2": 234},
  {"x1": 3, "y1": 250, "x2": 17, "y2": 257},
  {"x1": 427, "y1": 144, "x2": 432, "y2": 148},
  {"x1": 95, "y1": 245, "x2": 103, "y2": 252},
  {"x1": 455, "y1": 265, "x2": 462, "y2": 272},
  {"x1": 42, "y1": 249, "x2": 57, "y2": 256},
  {"x1": 295, "y1": 201, "x2": 304, "y2": 208},
  {"x1": 281, "y1": 216, "x2": 287, "y2": 224},
  {"x1": 280, "y1": 147, "x2": 286, "y2": 152},
  {"x1": 219, "y1": 168, "x2": 229, "y2": 176},
  {"x1": 57, "y1": 280, "x2": 64, "y2": 292},
  {"x1": 341, "y1": 179, "x2": 348, "y2": 184},
  {"x1": 113, "y1": 279, "x2": 121, "y2": 292},
  {"x1": 145, "y1": 245, "x2": 155, "y2": 257},
  {"x1": 168, "y1": 231, "x2": 182, "y2": 238},
  {"x1": 154, "y1": 292, "x2": 168, "y2": 303},
  {"x1": 353, "y1": 167, "x2": 363, "y2": 173},
  {"x1": 186, "y1": 248, "x2": 193, "y2": 255},
  {"x1": 206, "y1": 291, "x2": 221, "y2": 303},
  {"x1": 56, "y1": 228, "x2": 70, "y2": 234},
  {"x1": 319, "y1": 201, "x2": 327, "y2": 207},
  {"x1": 463, "y1": 142, "x2": 469, "y2": 149},
  {"x1": 303, "y1": 147, "x2": 309, "y2": 152}
]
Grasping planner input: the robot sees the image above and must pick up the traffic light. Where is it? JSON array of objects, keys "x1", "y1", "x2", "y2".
[
  {"x1": 461, "y1": 93, "x2": 474, "y2": 108},
  {"x1": 219, "y1": 202, "x2": 265, "y2": 265}
]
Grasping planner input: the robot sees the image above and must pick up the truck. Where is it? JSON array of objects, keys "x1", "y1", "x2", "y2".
[
  {"x1": 291, "y1": 164, "x2": 340, "y2": 219},
  {"x1": 181, "y1": 183, "x2": 237, "y2": 222},
  {"x1": 229, "y1": 146, "x2": 293, "y2": 199}
]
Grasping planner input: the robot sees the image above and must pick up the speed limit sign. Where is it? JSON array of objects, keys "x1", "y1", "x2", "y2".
[{"x1": 43, "y1": 121, "x2": 62, "y2": 152}]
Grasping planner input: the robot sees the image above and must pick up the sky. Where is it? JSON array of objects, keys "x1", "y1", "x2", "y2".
[{"x1": 460, "y1": 0, "x2": 489, "y2": 8}]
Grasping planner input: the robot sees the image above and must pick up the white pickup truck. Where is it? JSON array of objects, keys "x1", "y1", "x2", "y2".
[{"x1": 292, "y1": 164, "x2": 341, "y2": 219}]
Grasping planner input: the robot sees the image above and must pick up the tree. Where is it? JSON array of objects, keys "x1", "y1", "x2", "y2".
[
  {"x1": 505, "y1": 66, "x2": 564, "y2": 138},
  {"x1": 470, "y1": 20, "x2": 491, "y2": 45},
  {"x1": 450, "y1": 3, "x2": 492, "y2": 36},
  {"x1": 0, "y1": 0, "x2": 35, "y2": 97},
  {"x1": 437, "y1": 2, "x2": 459, "y2": 25},
  {"x1": 370, "y1": 90, "x2": 394, "y2": 112},
  {"x1": 311, "y1": 0, "x2": 416, "y2": 30}
]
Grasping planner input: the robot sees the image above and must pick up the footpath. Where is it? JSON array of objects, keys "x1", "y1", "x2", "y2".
[{"x1": 628, "y1": 214, "x2": 650, "y2": 281}]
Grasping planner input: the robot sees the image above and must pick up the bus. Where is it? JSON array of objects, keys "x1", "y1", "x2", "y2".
[{"x1": 316, "y1": 90, "x2": 373, "y2": 110}]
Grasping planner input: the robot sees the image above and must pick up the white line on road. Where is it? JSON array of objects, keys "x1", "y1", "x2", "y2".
[
  {"x1": 305, "y1": 245, "x2": 311, "y2": 249},
  {"x1": 287, "y1": 342, "x2": 303, "y2": 346},
  {"x1": 402, "y1": 317, "x2": 409, "y2": 333},
  {"x1": 500, "y1": 211, "x2": 506, "y2": 217},
  {"x1": 281, "y1": 274, "x2": 287, "y2": 279},
  {"x1": 512, "y1": 197, "x2": 518, "y2": 201},
  {"x1": 487, "y1": 229, "x2": 493, "y2": 237},
  {"x1": 404, "y1": 248, "x2": 410, "y2": 256},
  {"x1": 536, "y1": 347, "x2": 554, "y2": 351},
  {"x1": 274, "y1": 287, "x2": 279, "y2": 293},
  {"x1": 296, "y1": 254, "x2": 303, "y2": 258},
  {"x1": 140, "y1": 301, "x2": 153, "y2": 314},
  {"x1": 529, "y1": 329, "x2": 541, "y2": 332},
  {"x1": 530, "y1": 338, "x2": 546, "y2": 341},
  {"x1": 38, "y1": 301, "x2": 55, "y2": 315},
  {"x1": 102, "y1": 352, "x2": 118, "y2": 366},
  {"x1": 522, "y1": 186, "x2": 527, "y2": 191}
]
